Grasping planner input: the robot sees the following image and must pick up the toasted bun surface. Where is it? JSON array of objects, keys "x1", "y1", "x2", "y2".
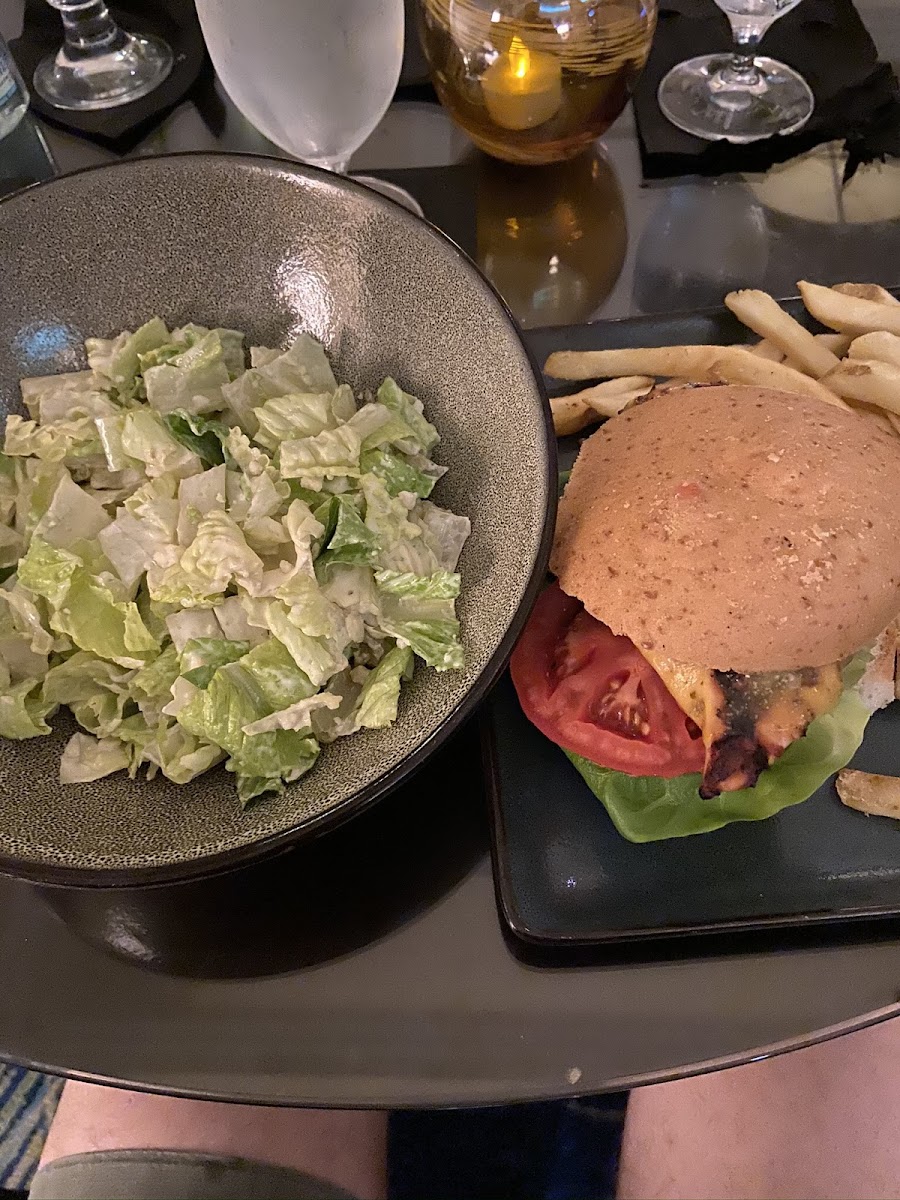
[{"x1": 551, "y1": 385, "x2": 900, "y2": 672}]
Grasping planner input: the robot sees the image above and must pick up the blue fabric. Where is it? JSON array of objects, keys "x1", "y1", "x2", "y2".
[
  {"x1": 0, "y1": 1064, "x2": 63, "y2": 1192},
  {"x1": 389, "y1": 1094, "x2": 627, "y2": 1200}
]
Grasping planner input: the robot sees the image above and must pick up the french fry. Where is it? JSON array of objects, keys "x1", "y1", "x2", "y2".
[
  {"x1": 823, "y1": 359, "x2": 900, "y2": 416},
  {"x1": 544, "y1": 346, "x2": 721, "y2": 382},
  {"x1": 815, "y1": 332, "x2": 853, "y2": 355},
  {"x1": 578, "y1": 377, "x2": 654, "y2": 419},
  {"x1": 798, "y1": 280, "x2": 900, "y2": 336},
  {"x1": 706, "y1": 347, "x2": 849, "y2": 408},
  {"x1": 889, "y1": 412, "x2": 900, "y2": 438},
  {"x1": 837, "y1": 769, "x2": 900, "y2": 820},
  {"x1": 549, "y1": 376, "x2": 654, "y2": 434},
  {"x1": 748, "y1": 338, "x2": 785, "y2": 363},
  {"x1": 848, "y1": 331, "x2": 900, "y2": 370},
  {"x1": 846, "y1": 399, "x2": 897, "y2": 435},
  {"x1": 832, "y1": 283, "x2": 900, "y2": 306},
  {"x1": 725, "y1": 289, "x2": 840, "y2": 378},
  {"x1": 784, "y1": 334, "x2": 851, "y2": 374},
  {"x1": 550, "y1": 394, "x2": 596, "y2": 437}
]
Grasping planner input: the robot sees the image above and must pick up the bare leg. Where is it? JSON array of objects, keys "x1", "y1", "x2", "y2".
[
  {"x1": 40, "y1": 1081, "x2": 387, "y2": 1200},
  {"x1": 618, "y1": 1017, "x2": 900, "y2": 1200}
]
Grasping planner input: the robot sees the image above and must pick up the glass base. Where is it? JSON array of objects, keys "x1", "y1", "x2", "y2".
[
  {"x1": 353, "y1": 175, "x2": 424, "y2": 219},
  {"x1": 33, "y1": 32, "x2": 173, "y2": 112},
  {"x1": 658, "y1": 54, "x2": 814, "y2": 144}
]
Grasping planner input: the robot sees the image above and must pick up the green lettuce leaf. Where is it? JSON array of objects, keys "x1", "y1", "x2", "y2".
[
  {"x1": 142, "y1": 325, "x2": 244, "y2": 378},
  {"x1": 413, "y1": 501, "x2": 471, "y2": 571},
  {"x1": 376, "y1": 378, "x2": 439, "y2": 454},
  {"x1": 0, "y1": 452, "x2": 16, "y2": 525},
  {"x1": 121, "y1": 409, "x2": 203, "y2": 479},
  {"x1": 241, "y1": 691, "x2": 342, "y2": 735},
  {"x1": 4, "y1": 414, "x2": 103, "y2": 465},
  {"x1": 0, "y1": 678, "x2": 56, "y2": 738},
  {"x1": 180, "y1": 636, "x2": 250, "y2": 689},
  {"x1": 238, "y1": 637, "x2": 316, "y2": 709},
  {"x1": 131, "y1": 644, "x2": 180, "y2": 703},
  {"x1": 32, "y1": 472, "x2": 111, "y2": 550},
  {"x1": 349, "y1": 403, "x2": 416, "y2": 452},
  {"x1": 100, "y1": 475, "x2": 180, "y2": 589},
  {"x1": 356, "y1": 644, "x2": 413, "y2": 728},
  {"x1": 85, "y1": 317, "x2": 169, "y2": 402},
  {"x1": 142, "y1": 329, "x2": 237, "y2": 415},
  {"x1": 278, "y1": 425, "x2": 362, "y2": 485},
  {"x1": 17, "y1": 536, "x2": 80, "y2": 608},
  {"x1": 317, "y1": 494, "x2": 377, "y2": 569},
  {"x1": 374, "y1": 569, "x2": 460, "y2": 600},
  {"x1": 13, "y1": 459, "x2": 67, "y2": 542},
  {"x1": 378, "y1": 615, "x2": 464, "y2": 672},
  {"x1": 135, "y1": 718, "x2": 225, "y2": 785},
  {"x1": 59, "y1": 732, "x2": 132, "y2": 782},
  {"x1": 220, "y1": 334, "x2": 337, "y2": 435},
  {"x1": 21, "y1": 537, "x2": 158, "y2": 668},
  {"x1": 164, "y1": 411, "x2": 230, "y2": 466},
  {"x1": 19, "y1": 369, "x2": 101, "y2": 420},
  {"x1": 359, "y1": 446, "x2": 442, "y2": 499},
  {"x1": 253, "y1": 392, "x2": 336, "y2": 450},
  {"x1": 242, "y1": 597, "x2": 346, "y2": 687},
  {"x1": 566, "y1": 664, "x2": 871, "y2": 842},
  {"x1": 176, "y1": 464, "x2": 228, "y2": 546},
  {"x1": 176, "y1": 660, "x2": 319, "y2": 801},
  {"x1": 1, "y1": 583, "x2": 54, "y2": 655},
  {"x1": 361, "y1": 475, "x2": 436, "y2": 574},
  {"x1": 148, "y1": 511, "x2": 263, "y2": 606}
]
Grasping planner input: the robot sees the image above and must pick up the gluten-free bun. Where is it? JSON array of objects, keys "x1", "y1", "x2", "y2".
[{"x1": 551, "y1": 385, "x2": 900, "y2": 672}]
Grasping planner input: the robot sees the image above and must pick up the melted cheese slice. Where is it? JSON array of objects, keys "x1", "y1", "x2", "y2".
[{"x1": 637, "y1": 647, "x2": 843, "y2": 794}]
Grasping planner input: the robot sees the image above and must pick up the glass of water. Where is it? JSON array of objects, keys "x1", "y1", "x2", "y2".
[
  {"x1": 195, "y1": 0, "x2": 420, "y2": 213},
  {"x1": 33, "y1": 0, "x2": 173, "y2": 111},
  {"x1": 657, "y1": 0, "x2": 814, "y2": 144}
]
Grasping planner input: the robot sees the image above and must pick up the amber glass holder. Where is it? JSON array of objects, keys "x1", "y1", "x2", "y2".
[{"x1": 418, "y1": 0, "x2": 657, "y2": 165}]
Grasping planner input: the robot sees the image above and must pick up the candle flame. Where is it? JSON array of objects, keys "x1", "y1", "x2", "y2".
[{"x1": 509, "y1": 35, "x2": 531, "y2": 79}]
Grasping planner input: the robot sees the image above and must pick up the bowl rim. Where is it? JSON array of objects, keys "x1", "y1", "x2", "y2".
[{"x1": 0, "y1": 151, "x2": 557, "y2": 889}]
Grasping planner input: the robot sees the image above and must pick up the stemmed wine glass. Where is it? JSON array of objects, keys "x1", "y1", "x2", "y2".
[
  {"x1": 658, "y1": 0, "x2": 814, "y2": 144},
  {"x1": 33, "y1": 0, "x2": 173, "y2": 112},
  {"x1": 194, "y1": 0, "x2": 422, "y2": 215}
]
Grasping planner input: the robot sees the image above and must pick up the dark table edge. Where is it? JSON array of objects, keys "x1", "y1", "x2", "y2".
[{"x1": 3, "y1": 1000, "x2": 898, "y2": 1109}]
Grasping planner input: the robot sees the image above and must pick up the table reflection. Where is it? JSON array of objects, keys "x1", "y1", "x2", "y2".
[
  {"x1": 476, "y1": 146, "x2": 627, "y2": 328},
  {"x1": 748, "y1": 149, "x2": 900, "y2": 297},
  {"x1": 38, "y1": 721, "x2": 487, "y2": 980},
  {"x1": 632, "y1": 180, "x2": 770, "y2": 314}
]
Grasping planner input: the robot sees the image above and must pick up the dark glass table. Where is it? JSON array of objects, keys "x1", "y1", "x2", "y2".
[{"x1": 0, "y1": 0, "x2": 899, "y2": 1106}]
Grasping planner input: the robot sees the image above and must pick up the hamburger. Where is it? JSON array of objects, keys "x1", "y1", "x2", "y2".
[{"x1": 511, "y1": 384, "x2": 900, "y2": 841}]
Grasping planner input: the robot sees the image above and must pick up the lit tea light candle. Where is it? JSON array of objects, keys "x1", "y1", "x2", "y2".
[{"x1": 482, "y1": 36, "x2": 563, "y2": 132}]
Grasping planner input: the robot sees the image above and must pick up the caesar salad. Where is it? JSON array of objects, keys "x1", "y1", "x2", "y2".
[{"x1": 0, "y1": 320, "x2": 469, "y2": 806}]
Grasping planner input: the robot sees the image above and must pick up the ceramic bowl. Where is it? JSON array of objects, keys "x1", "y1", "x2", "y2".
[{"x1": 0, "y1": 153, "x2": 554, "y2": 885}]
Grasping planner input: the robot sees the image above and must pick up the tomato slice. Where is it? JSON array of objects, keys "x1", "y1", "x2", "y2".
[{"x1": 510, "y1": 582, "x2": 705, "y2": 778}]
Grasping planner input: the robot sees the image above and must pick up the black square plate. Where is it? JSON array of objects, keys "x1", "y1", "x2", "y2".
[{"x1": 486, "y1": 302, "x2": 900, "y2": 948}]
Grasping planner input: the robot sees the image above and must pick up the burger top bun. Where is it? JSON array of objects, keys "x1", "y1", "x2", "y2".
[{"x1": 551, "y1": 385, "x2": 900, "y2": 673}]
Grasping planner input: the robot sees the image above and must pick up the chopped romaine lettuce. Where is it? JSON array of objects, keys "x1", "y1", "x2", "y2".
[
  {"x1": 356, "y1": 645, "x2": 412, "y2": 729},
  {"x1": 59, "y1": 732, "x2": 132, "y2": 783},
  {"x1": 4, "y1": 324, "x2": 467, "y2": 804}
]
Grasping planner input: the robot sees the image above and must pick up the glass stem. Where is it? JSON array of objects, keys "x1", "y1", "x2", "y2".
[
  {"x1": 52, "y1": 1, "x2": 127, "y2": 59},
  {"x1": 308, "y1": 156, "x2": 350, "y2": 175},
  {"x1": 722, "y1": 17, "x2": 770, "y2": 88}
]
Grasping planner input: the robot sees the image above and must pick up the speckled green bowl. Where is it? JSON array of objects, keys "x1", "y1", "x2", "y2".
[{"x1": 0, "y1": 153, "x2": 554, "y2": 886}]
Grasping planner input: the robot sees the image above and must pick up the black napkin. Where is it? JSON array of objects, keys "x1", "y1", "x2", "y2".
[
  {"x1": 633, "y1": 0, "x2": 900, "y2": 181},
  {"x1": 10, "y1": 0, "x2": 208, "y2": 153}
]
